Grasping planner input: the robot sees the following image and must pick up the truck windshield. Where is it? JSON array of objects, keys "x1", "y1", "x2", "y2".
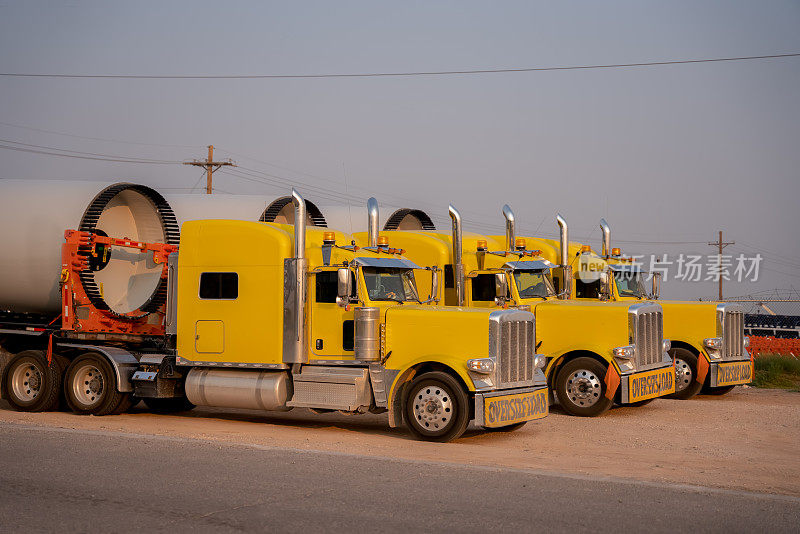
[
  {"x1": 614, "y1": 271, "x2": 647, "y2": 298},
  {"x1": 513, "y1": 270, "x2": 555, "y2": 298},
  {"x1": 362, "y1": 267, "x2": 420, "y2": 302}
]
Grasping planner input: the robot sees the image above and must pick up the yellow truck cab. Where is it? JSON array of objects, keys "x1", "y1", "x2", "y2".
[
  {"x1": 369, "y1": 205, "x2": 675, "y2": 417},
  {"x1": 174, "y1": 193, "x2": 548, "y2": 442},
  {"x1": 522, "y1": 218, "x2": 752, "y2": 399}
]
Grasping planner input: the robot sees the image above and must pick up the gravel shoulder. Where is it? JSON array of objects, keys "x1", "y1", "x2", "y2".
[{"x1": 2, "y1": 387, "x2": 798, "y2": 496}]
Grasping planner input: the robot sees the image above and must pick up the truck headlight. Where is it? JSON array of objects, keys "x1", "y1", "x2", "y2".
[
  {"x1": 743, "y1": 336, "x2": 750, "y2": 348},
  {"x1": 612, "y1": 345, "x2": 635, "y2": 360},
  {"x1": 662, "y1": 339, "x2": 671, "y2": 353},
  {"x1": 467, "y1": 358, "x2": 495, "y2": 374},
  {"x1": 703, "y1": 337, "x2": 722, "y2": 349},
  {"x1": 533, "y1": 354, "x2": 546, "y2": 369}
]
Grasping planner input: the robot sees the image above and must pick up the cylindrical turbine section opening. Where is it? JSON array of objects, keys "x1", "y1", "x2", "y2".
[
  {"x1": 78, "y1": 183, "x2": 179, "y2": 316},
  {"x1": 260, "y1": 196, "x2": 327, "y2": 227},
  {"x1": 383, "y1": 208, "x2": 436, "y2": 231}
]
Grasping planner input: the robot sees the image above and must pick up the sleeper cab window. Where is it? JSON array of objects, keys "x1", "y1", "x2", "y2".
[{"x1": 199, "y1": 272, "x2": 238, "y2": 300}]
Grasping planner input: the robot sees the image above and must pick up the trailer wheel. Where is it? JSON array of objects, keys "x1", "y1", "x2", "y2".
[
  {"x1": 667, "y1": 348, "x2": 702, "y2": 400},
  {"x1": 405, "y1": 371, "x2": 469, "y2": 442},
  {"x1": 554, "y1": 357, "x2": 613, "y2": 417},
  {"x1": 143, "y1": 397, "x2": 195, "y2": 413},
  {"x1": 2, "y1": 350, "x2": 62, "y2": 412},
  {"x1": 64, "y1": 353, "x2": 127, "y2": 415}
]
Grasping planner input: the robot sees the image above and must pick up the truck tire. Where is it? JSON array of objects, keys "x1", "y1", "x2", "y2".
[
  {"x1": 667, "y1": 348, "x2": 703, "y2": 400},
  {"x1": 64, "y1": 352, "x2": 128, "y2": 415},
  {"x1": 143, "y1": 397, "x2": 195, "y2": 413},
  {"x1": 405, "y1": 371, "x2": 469, "y2": 442},
  {"x1": 2, "y1": 350, "x2": 62, "y2": 412},
  {"x1": 554, "y1": 357, "x2": 613, "y2": 417}
]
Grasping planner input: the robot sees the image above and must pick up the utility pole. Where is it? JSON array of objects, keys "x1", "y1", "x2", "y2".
[
  {"x1": 708, "y1": 230, "x2": 735, "y2": 300},
  {"x1": 183, "y1": 145, "x2": 235, "y2": 194}
]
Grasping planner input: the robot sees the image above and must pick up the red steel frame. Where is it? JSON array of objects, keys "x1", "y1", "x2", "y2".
[{"x1": 60, "y1": 229, "x2": 177, "y2": 337}]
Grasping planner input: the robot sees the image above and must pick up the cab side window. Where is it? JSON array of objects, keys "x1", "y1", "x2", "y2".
[
  {"x1": 576, "y1": 279, "x2": 601, "y2": 299},
  {"x1": 472, "y1": 274, "x2": 497, "y2": 302},
  {"x1": 199, "y1": 272, "x2": 238, "y2": 300},
  {"x1": 315, "y1": 271, "x2": 338, "y2": 303},
  {"x1": 315, "y1": 270, "x2": 356, "y2": 303}
]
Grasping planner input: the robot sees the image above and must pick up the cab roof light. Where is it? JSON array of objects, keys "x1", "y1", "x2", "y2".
[
  {"x1": 377, "y1": 236, "x2": 389, "y2": 247},
  {"x1": 323, "y1": 231, "x2": 336, "y2": 245},
  {"x1": 476, "y1": 239, "x2": 488, "y2": 251},
  {"x1": 611, "y1": 247, "x2": 621, "y2": 256},
  {"x1": 580, "y1": 245, "x2": 592, "y2": 254},
  {"x1": 515, "y1": 238, "x2": 526, "y2": 250}
]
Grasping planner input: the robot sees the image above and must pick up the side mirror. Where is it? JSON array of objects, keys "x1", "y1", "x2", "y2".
[
  {"x1": 651, "y1": 272, "x2": 662, "y2": 300},
  {"x1": 495, "y1": 273, "x2": 508, "y2": 301},
  {"x1": 336, "y1": 268, "x2": 352, "y2": 307}
]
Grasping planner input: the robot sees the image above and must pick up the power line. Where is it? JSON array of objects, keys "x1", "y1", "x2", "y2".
[
  {"x1": 0, "y1": 120, "x2": 202, "y2": 149},
  {"x1": 0, "y1": 143, "x2": 179, "y2": 164},
  {"x1": 1, "y1": 53, "x2": 798, "y2": 79},
  {"x1": 0, "y1": 138, "x2": 178, "y2": 162}
]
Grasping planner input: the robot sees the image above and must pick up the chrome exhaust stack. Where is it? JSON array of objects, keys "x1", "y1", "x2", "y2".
[
  {"x1": 282, "y1": 188, "x2": 308, "y2": 364},
  {"x1": 502, "y1": 204, "x2": 515, "y2": 251},
  {"x1": 367, "y1": 197, "x2": 379, "y2": 247},
  {"x1": 600, "y1": 218, "x2": 611, "y2": 258},
  {"x1": 449, "y1": 205, "x2": 465, "y2": 306},
  {"x1": 557, "y1": 213, "x2": 572, "y2": 300}
]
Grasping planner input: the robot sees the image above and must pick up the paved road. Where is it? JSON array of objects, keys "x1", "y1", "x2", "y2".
[{"x1": 1, "y1": 423, "x2": 798, "y2": 533}]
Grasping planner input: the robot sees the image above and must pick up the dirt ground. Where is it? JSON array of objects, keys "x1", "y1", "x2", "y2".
[{"x1": 2, "y1": 387, "x2": 799, "y2": 496}]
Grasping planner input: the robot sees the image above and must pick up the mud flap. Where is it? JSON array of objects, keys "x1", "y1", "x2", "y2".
[
  {"x1": 604, "y1": 364, "x2": 620, "y2": 400},
  {"x1": 697, "y1": 352, "x2": 710, "y2": 385}
]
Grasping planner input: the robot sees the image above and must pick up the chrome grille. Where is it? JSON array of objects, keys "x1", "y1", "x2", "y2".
[
  {"x1": 631, "y1": 307, "x2": 663, "y2": 369},
  {"x1": 489, "y1": 311, "x2": 536, "y2": 387},
  {"x1": 722, "y1": 310, "x2": 744, "y2": 360}
]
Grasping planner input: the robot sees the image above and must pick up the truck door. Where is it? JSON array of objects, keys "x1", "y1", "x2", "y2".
[{"x1": 310, "y1": 269, "x2": 356, "y2": 359}]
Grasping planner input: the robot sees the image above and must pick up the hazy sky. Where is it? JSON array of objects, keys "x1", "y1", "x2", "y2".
[{"x1": 1, "y1": 1, "x2": 799, "y2": 302}]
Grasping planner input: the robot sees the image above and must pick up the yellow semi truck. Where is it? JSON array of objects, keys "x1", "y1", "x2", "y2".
[
  {"x1": 1, "y1": 190, "x2": 548, "y2": 442},
  {"x1": 521, "y1": 219, "x2": 751, "y2": 399},
  {"x1": 369, "y1": 205, "x2": 675, "y2": 417}
]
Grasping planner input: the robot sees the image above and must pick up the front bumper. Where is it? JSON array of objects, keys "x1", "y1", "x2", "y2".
[
  {"x1": 473, "y1": 385, "x2": 549, "y2": 428},
  {"x1": 619, "y1": 360, "x2": 676, "y2": 404},
  {"x1": 707, "y1": 349, "x2": 753, "y2": 387}
]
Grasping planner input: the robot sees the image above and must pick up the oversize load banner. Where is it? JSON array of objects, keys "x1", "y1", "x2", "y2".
[
  {"x1": 716, "y1": 360, "x2": 753, "y2": 386},
  {"x1": 483, "y1": 388, "x2": 548, "y2": 428},
  {"x1": 628, "y1": 366, "x2": 675, "y2": 403}
]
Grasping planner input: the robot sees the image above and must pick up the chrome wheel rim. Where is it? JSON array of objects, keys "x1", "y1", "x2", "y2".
[
  {"x1": 11, "y1": 362, "x2": 43, "y2": 403},
  {"x1": 674, "y1": 358, "x2": 693, "y2": 392},
  {"x1": 411, "y1": 384, "x2": 453, "y2": 432},
  {"x1": 566, "y1": 368, "x2": 602, "y2": 407},
  {"x1": 72, "y1": 363, "x2": 104, "y2": 406}
]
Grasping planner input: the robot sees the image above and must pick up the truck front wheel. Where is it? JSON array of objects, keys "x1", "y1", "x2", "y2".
[
  {"x1": 554, "y1": 357, "x2": 613, "y2": 417},
  {"x1": 405, "y1": 371, "x2": 469, "y2": 442},
  {"x1": 64, "y1": 353, "x2": 129, "y2": 415},
  {"x1": 667, "y1": 348, "x2": 703, "y2": 400},
  {"x1": 3, "y1": 350, "x2": 62, "y2": 412}
]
